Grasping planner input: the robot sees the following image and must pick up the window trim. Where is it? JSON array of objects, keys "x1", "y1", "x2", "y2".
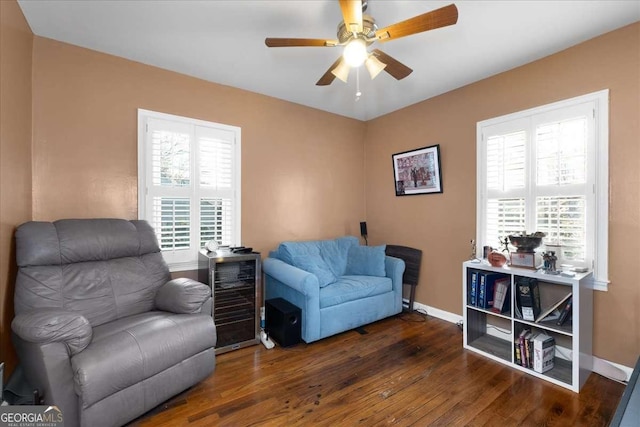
[
  {"x1": 476, "y1": 90, "x2": 608, "y2": 291},
  {"x1": 137, "y1": 108, "x2": 241, "y2": 272}
]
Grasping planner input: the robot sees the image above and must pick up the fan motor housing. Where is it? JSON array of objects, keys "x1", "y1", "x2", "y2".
[{"x1": 337, "y1": 15, "x2": 377, "y2": 44}]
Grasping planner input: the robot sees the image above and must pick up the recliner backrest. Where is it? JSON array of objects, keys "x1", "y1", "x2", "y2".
[{"x1": 14, "y1": 219, "x2": 170, "y2": 327}]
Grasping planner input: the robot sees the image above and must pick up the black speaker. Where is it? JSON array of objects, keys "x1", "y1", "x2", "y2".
[
  {"x1": 360, "y1": 221, "x2": 368, "y2": 237},
  {"x1": 265, "y1": 298, "x2": 301, "y2": 347}
]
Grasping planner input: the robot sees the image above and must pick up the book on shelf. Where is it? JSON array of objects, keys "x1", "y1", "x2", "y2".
[
  {"x1": 514, "y1": 337, "x2": 522, "y2": 366},
  {"x1": 556, "y1": 297, "x2": 573, "y2": 326},
  {"x1": 535, "y1": 292, "x2": 572, "y2": 323},
  {"x1": 524, "y1": 331, "x2": 534, "y2": 368},
  {"x1": 516, "y1": 277, "x2": 541, "y2": 321},
  {"x1": 491, "y1": 277, "x2": 510, "y2": 314},
  {"x1": 518, "y1": 328, "x2": 530, "y2": 368},
  {"x1": 533, "y1": 333, "x2": 555, "y2": 373}
]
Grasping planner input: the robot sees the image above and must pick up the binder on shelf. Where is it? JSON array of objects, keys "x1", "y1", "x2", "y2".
[
  {"x1": 491, "y1": 277, "x2": 510, "y2": 314},
  {"x1": 535, "y1": 292, "x2": 572, "y2": 323},
  {"x1": 478, "y1": 273, "x2": 486, "y2": 308},
  {"x1": 469, "y1": 270, "x2": 479, "y2": 307},
  {"x1": 516, "y1": 277, "x2": 541, "y2": 321},
  {"x1": 556, "y1": 297, "x2": 573, "y2": 326},
  {"x1": 478, "y1": 273, "x2": 506, "y2": 309},
  {"x1": 533, "y1": 334, "x2": 555, "y2": 373}
]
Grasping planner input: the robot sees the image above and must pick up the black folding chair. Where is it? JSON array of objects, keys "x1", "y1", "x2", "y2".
[{"x1": 385, "y1": 245, "x2": 422, "y2": 313}]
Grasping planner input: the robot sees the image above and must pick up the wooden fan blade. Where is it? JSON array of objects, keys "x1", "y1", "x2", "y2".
[
  {"x1": 339, "y1": 0, "x2": 363, "y2": 34},
  {"x1": 375, "y1": 3, "x2": 458, "y2": 42},
  {"x1": 371, "y1": 49, "x2": 413, "y2": 80},
  {"x1": 316, "y1": 57, "x2": 344, "y2": 86},
  {"x1": 265, "y1": 38, "x2": 338, "y2": 47}
]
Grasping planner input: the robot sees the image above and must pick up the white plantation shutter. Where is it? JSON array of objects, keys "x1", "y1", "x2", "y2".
[
  {"x1": 139, "y1": 110, "x2": 241, "y2": 269},
  {"x1": 536, "y1": 196, "x2": 586, "y2": 261},
  {"x1": 533, "y1": 114, "x2": 589, "y2": 263},
  {"x1": 536, "y1": 118, "x2": 587, "y2": 186},
  {"x1": 200, "y1": 198, "x2": 233, "y2": 248},
  {"x1": 197, "y1": 127, "x2": 236, "y2": 249},
  {"x1": 486, "y1": 198, "x2": 526, "y2": 249},
  {"x1": 486, "y1": 131, "x2": 526, "y2": 191},
  {"x1": 199, "y1": 130, "x2": 233, "y2": 189},
  {"x1": 477, "y1": 91, "x2": 609, "y2": 288},
  {"x1": 154, "y1": 197, "x2": 191, "y2": 250},
  {"x1": 151, "y1": 129, "x2": 190, "y2": 187}
]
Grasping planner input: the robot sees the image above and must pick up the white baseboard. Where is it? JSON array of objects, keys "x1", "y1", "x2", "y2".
[
  {"x1": 408, "y1": 299, "x2": 462, "y2": 324},
  {"x1": 406, "y1": 299, "x2": 634, "y2": 383}
]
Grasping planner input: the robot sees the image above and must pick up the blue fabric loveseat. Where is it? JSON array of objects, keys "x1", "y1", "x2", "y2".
[{"x1": 263, "y1": 236, "x2": 405, "y2": 343}]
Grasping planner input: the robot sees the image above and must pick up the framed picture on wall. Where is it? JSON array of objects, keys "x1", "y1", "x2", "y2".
[{"x1": 392, "y1": 144, "x2": 443, "y2": 196}]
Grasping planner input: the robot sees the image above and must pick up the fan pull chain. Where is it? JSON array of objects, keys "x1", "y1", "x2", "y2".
[{"x1": 355, "y1": 67, "x2": 362, "y2": 102}]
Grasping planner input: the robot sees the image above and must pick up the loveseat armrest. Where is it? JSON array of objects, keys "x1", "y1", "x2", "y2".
[
  {"x1": 264, "y1": 257, "x2": 322, "y2": 342},
  {"x1": 385, "y1": 256, "x2": 406, "y2": 314},
  {"x1": 385, "y1": 255, "x2": 406, "y2": 290},
  {"x1": 12, "y1": 308, "x2": 92, "y2": 356},
  {"x1": 263, "y1": 257, "x2": 320, "y2": 297},
  {"x1": 155, "y1": 278, "x2": 212, "y2": 314}
]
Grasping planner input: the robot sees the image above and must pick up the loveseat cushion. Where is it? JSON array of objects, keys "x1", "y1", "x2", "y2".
[
  {"x1": 290, "y1": 254, "x2": 337, "y2": 287},
  {"x1": 319, "y1": 275, "x2": 393, "y2": 308},
  {"x1": 345, "y1": 245, "x2": 386, "y2": 277},
  {"x1": 71, "y1": 311, "x2": 215, "y2": 408},
  {"x1": 276, "y1": 236, "x2": 358, "y2": 278},
  {"x1": 316, "y1": 237, "x2": 358, "y2": 277}
]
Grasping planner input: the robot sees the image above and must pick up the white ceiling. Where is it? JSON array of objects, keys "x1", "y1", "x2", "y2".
[{"x1": 18, "y1": 1, "x2": 640, "y2": 121}]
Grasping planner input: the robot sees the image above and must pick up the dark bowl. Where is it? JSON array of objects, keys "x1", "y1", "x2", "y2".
[{"x1": 508, "y1": 235, "x2": 543, "y2": 252}]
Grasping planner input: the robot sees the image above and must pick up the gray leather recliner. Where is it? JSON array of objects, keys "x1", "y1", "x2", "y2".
[{"x1": 11, "y1": 219, "x2": 216, "y2": 427}]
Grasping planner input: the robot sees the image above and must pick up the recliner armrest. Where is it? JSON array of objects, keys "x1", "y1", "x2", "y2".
[
  {"x1": 12, "y1": 309, "x2": 92, "y2": 356},
  {"x1": 155, "y1": 278, "x2": 212, "y2": 314}
]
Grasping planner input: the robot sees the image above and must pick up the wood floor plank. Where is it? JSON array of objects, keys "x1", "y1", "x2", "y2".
[{"x1": 129, "y1": 315, "x2": 625, "y2": 427}]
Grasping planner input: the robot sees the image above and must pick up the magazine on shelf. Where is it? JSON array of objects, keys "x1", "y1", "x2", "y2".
[{"x1": 535, "y1": 292, "x2": 572, "y2": 323}]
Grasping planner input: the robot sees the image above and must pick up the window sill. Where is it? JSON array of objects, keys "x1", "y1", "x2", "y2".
[
  {"x1": 591, "y1": 277, "x2": 609, "y2": 292},
  {"x1": 167, "y1": 260, "x2": 200, "y2": 273}
]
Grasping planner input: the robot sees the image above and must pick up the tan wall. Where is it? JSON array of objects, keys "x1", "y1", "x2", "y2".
[
  {"x1": 0, "y1": 0, "x2": 33, "y2": 379},
  {"x1": 5, "y1": 0, "x2": 638, "y2": 374},
  {"x1": 365, "y1": 23, "x2": 640, "y2": 367},
  {"x1": 31, "y1": 37, "x2": 367, "y2": 258}
]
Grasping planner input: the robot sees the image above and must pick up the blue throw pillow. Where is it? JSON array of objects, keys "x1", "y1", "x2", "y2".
[
  {"x1": 290, "y1": 254, "x2": 337, "y2": 287},
  {"x1": 345, "y1": 245, "x2": 386, "y2": 277}
]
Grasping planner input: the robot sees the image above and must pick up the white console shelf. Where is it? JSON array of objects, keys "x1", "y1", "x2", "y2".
[{"x1": 462, "y1": 260, "x2": 593, "y2": 392}]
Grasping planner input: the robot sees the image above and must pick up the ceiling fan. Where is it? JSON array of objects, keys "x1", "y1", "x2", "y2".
[{"x1": 265, "y1": 1, "x2": 458, "y2": 86}]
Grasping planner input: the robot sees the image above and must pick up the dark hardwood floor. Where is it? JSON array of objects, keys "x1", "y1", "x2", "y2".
[{"x1": 131, "y1": 314, "x2": 624, "y2": 426}]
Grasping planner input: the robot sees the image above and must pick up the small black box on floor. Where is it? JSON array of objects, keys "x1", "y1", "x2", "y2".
[{"x1": 265, "y1": 298, "x2": 301, "y2": 347}]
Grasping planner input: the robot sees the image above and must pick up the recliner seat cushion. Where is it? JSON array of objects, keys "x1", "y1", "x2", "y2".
[
  {"x1": 71, "y1": 311, "x2": 215, "y2": 408},
  {"x1": 319, "y1": 275, "x2": 393, "y2": 308}
]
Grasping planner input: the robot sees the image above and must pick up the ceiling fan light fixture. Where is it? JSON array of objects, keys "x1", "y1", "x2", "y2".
[
  {"x1": 342, "y1": 38, "x2": 368, "y2": 67},
  {"x1": 331, "y1": 60, "x2": 350, "y2": 83},
  {"x1": 365, "y1": 54, "x2": 386, "y2": 79}
]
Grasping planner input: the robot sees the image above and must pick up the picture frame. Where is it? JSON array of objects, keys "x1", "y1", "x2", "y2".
[{"x1": 392, "y1": 144, "x2": 443, "y2": 196}]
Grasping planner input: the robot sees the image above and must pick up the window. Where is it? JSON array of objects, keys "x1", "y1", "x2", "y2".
[
  {"x1": 477, "y1": 90, "x2": 608, "y2": 290},
  {"x1": 138, "y1": 109, "x2": 241, "y2": 271}
]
